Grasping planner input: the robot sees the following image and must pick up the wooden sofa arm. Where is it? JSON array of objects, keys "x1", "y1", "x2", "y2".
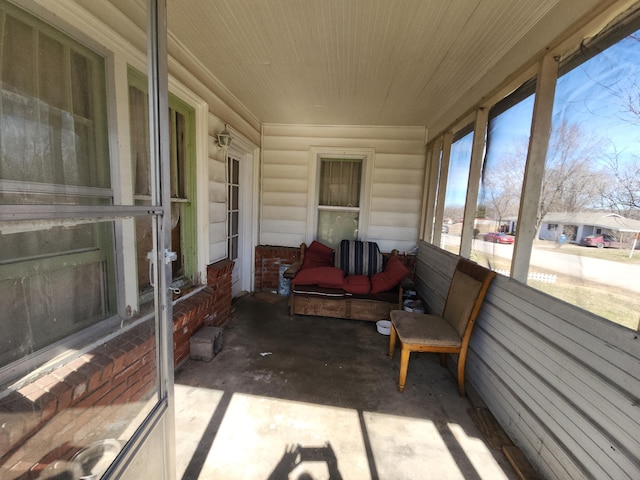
[
  {"x1": 283, "y1": 262, "x2": 301, "y2": 280},
  {"x1": 283, "y1": 243, "x2": 307, "y2": 280}
]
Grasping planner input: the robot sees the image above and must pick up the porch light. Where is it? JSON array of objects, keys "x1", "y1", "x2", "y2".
[{"x1": 217, "y1": 126, "x2": 233, "y2": 149}]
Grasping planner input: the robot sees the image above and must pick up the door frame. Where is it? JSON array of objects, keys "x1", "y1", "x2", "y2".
[{"x1": 227, "y1": 129, "x2": 258, "y2": 293}]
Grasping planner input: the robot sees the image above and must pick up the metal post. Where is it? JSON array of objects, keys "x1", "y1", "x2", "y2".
[{"x1": 148, "y1": 1, "x2": 176, "y2": 478}]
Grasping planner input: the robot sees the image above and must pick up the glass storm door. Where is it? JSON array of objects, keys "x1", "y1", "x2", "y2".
[{"x1": 0, "y1": 1, "x2": 175, "y2": 478}]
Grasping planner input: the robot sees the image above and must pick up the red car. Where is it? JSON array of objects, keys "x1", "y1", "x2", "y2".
[
  {"x1": 484, "y1": 232, "x2": 515, "y2": 244},
  {"x1": 580, "y1": 234, "x2": 619, "y2": 249}
]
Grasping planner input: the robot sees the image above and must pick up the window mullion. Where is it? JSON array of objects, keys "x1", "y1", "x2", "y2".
[
  {"x1": 434, "y1": 131, "x2": 452, "y2": 246},
  {"x1": 511, "y1": 54, "x2": 559, "y2": 282},
  {"x1": 460, "y1": 108, "x2": 488, "y2": 258}
]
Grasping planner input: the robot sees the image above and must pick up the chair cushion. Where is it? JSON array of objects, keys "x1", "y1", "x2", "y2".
[
  {"x1": 443, "y1": 271, "x2": 482, "y2": 337},
  {"x1": 334, "y1": 240, "x2": 384, "y2": 276},
  {"x1": 343, "y1": 275, "x2": 371, "y2": 294},
  {"x1": 390, "y1": 310, "x2": 462, "y2": 347},
  {"x1": 370, "y1": 255, "x2": 409, "y2": 293},
  {"x1": 302, "y1": 240, "x2": 334, "y2": 269},
  {"x1": 292, "y1": 266, "x2": 345, "y2": 287}
]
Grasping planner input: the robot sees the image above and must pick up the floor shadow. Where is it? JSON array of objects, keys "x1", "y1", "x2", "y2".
[
  {"x1": 180, "y1": 390, "x2": 233, "y2": 480},
  {"x1": 267, "y1": 442, "x2": 342, "y2": 480},
  {"x1": 358, "y1": 409, "x2": 379, "y2": 480}
]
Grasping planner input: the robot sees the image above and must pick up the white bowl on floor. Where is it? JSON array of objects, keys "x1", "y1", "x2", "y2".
[{"x1": 376, "y1": 320, "x2": 391, "y2": 335}]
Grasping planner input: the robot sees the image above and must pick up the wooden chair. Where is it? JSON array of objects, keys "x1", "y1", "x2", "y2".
[{"x1": 388, "y1": 258, "x2": 496, "y2": 395}]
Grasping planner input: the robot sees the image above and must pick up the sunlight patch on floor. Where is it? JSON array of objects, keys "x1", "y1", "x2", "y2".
[
  {"x1": 175, "y1": 385, "x2": 510, "y2": 479},
  {"x1": 447, "y1": 421, "x2": 511, "y2": 480}
]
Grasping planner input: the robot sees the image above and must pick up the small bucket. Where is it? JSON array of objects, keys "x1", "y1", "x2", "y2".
[{"x1": 278, "y1": 263, "x2": 291, "y2": 296}]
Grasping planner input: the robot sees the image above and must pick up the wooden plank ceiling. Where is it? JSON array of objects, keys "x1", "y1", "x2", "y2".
[{"x1": 104, "y1": 0, "x2": 575, "y2": 129}]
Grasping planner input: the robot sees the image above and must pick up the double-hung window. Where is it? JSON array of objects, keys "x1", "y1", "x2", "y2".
[
  {"x1": 316, "y1": 158, "x2": 362, "y2": 247},
  {"x1": 0, "y1": 3, "x2": 113, "y2": 367},
  {"x1": 128, "y1": 69, "x2": 196, "y2": 301}
]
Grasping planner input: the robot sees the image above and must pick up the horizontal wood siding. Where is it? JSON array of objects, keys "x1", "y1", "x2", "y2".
[
  {"x1": 261, "y1": 124, "x2": 426, "y2": 252},
  {"x1": 415, "y1": 241, "x2": 640, "y2": 480},
  {"x1": 208, "y1": 115, "x2": 227, "y2": 263}
]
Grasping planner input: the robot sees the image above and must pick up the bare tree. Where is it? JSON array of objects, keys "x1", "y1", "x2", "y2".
[
  {"x1": 583, "y1": 34, "x2": 640, "y2": 218},
  {"x1": 481, "y1": 120, "x2": 604, "y2": 236},
  {"x1": 537, "y1": 120, "x2": 604, "y2": 229},
  {"x1": 596, "y1": 151, "x2": 640, "y2": 219},
  {"x1": 481, "y1": 152, "x2": 523, "y2": 229}
]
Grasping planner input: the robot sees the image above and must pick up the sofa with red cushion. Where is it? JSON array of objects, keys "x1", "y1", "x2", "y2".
[{"x1": 285, "y1": 240, "x2": 411, "y2": 321}]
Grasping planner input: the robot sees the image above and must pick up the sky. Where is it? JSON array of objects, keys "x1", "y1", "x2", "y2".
[{"x1": 443, "y1": 27, "x2": 640, "y2": 209}]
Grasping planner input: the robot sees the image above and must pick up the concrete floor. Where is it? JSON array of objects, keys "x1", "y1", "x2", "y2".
[{"x1": 174, "y1": 293, "x2": 517, "y2": 480}]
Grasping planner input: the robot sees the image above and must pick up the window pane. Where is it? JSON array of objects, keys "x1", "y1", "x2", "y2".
[
  {"x1": 130, "y1": 84, "x2": 151, "y2": 197},
  {"x1": 2, "y1": 14, "x2": 36, "y2": 96},
  {"x1": 230, "y1": 157, "x2": 239, "y2": 185},
  {"x1": 230, "y1": 235, "x2": 238, "y2": 260},
  {"x1": 0, "y1": 220, "x2": 116, "y2": 366},
  {"x1": 441, "y1": 130, "x2": 473, "y2": 254},
  {"x1": 39, "y1": 33, "x2": 66, "y2": 110},
  {"x1": 170, "y1": 108, "x2": 187, "y2": 199},
  {"x1": 317, "y1": 210, "x2": 359, "y2": 247},
  {"x1": 529, "y1": 27, "x2": 640, "y2": 330},
  {"x1": 71, "y1": 51, "x2": 92, "y2": 118},
  {"x1": 319, "y1": 159, "x2": 361, "y2": 207},
  {"x1": 1, "y1": 220, "x2": 159, "y2": 476},
  {"x1": 231, "y1": 184, "x2": 239, "y2": 210},
  {"x1": 473, "y1": 93, "x2": 534, "y2": 273},
  {"x1": 231, "y1": 211, "x2": 239, "y2": 236},
  {"x1": 0, "y1": 16, "x2": 108, "y2": 191}
]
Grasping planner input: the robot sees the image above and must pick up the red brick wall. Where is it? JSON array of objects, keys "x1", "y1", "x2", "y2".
[
  {"x1": 0, "y1": 321, "x2": 157, "y2": 478},
  {"x1": 172, "y1": 260, "x2": 234, "y2": 366},
  {"x1": 1, "y1": 260, "x2": 235, "y2": 478},
  {"x1": 254, "y1": 245, "x2": 300, "y2": 290},
  {"x1": 206, "y1": 259, "x2": 234, "y2": 325}
]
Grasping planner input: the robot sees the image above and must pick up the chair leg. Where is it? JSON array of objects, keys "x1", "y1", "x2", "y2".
[
  {"x1": 388, "y1": 324, "x2": 397, "y2": 358},
  {"x1": 457, "y1": 352, "x2": 467, "y2": 396},
  {"x1": 438, "y1": 353, "x2": 447, "y2": 367},
  {"x1": 398, "y1": 347, "x2": 410, "y2": 392}
]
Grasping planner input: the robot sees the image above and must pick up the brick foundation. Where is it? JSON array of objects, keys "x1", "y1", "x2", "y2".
[
  {"x1": 173, "y1": 259, "x2": 234, "y2": 366},
  {"x1": 254, "y1": 245, "x2": 300, "y2": 291},
  {"x1": 1, "y1": 260, "x2": 234, "y2": 478}
]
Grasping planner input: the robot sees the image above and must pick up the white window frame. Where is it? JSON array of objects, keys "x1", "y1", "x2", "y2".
[{"x1": 307, "y1": 147, "x2": 374, "y2": 243}]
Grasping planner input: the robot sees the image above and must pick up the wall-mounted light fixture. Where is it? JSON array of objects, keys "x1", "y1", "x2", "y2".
[{"x1": 217, "y1": 125, "x2": 233, "y2": 149}]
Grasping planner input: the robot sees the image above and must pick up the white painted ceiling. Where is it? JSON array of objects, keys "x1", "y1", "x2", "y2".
[{"x1": 100, "y1": 0, "x2": 602, "y2": 132}]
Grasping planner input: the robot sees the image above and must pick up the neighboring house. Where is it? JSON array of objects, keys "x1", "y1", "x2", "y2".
[{"x1": 539, "y1": 212, "x2": 640, "y2": 244}]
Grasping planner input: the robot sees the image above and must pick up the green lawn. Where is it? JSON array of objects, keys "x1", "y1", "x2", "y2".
[{"x1": 443, "y1": 244, "x2": 640, "y2": 331}]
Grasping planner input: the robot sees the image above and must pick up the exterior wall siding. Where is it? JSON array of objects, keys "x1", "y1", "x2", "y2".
[
  {"x1": 261, "y1": 124, "x2": 426, "y2": 252},
  {"x1": 207, "y1": 115, "x2": 229, "y2": 263},
  {"x1": 414, "y1": 241, "x2": 640, "y2": 480}
]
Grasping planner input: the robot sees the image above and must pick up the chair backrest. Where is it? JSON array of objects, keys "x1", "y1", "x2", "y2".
[
  {"x1": 442, "y1": 258, "x2": 496, "y2": 339},
  {"x1": 334, "y1": 240, "x2": 384, "y2": 276}
]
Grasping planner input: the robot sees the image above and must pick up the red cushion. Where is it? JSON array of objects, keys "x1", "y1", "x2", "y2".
[
  {"x1": 301, "y1": 241, "x2": 334, "y2": 269},
  {"x1": 343, "y1": 275, "x2": 371, "y2": 294},
  {"x1": 293, "y1": 266, "x2": 344, "y2": 287},
  {"x1": 370, "y1": 256, "x2": 409, "y2": 293}
]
